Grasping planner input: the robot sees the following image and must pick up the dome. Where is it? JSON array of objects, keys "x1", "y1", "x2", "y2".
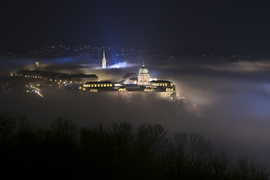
[{"x1": 139, "y1": 64, "x2": 149, "y2": 74}]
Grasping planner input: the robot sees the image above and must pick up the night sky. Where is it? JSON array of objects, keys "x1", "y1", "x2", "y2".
[{"x1": 1, "y1": 0, "x2": 270, "y2": 58}]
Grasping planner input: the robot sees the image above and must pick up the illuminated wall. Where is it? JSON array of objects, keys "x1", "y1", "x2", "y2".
[{"x1": 138, "y1": 74, "x2": 150, "y2": 86}]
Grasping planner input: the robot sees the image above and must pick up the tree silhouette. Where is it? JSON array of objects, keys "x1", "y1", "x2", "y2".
[{"x1": 0, "y1": 110, "x2": 269, "y2": 180}]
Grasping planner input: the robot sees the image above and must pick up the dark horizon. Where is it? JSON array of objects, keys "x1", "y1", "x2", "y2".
[{"x1": 1, "y1": 1, "x2": 270, "y2": 58}]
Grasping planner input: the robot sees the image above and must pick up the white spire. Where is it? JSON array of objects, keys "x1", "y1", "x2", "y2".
[{"x1": 102, "y1": 48, "x2": 106, "y2": 68}]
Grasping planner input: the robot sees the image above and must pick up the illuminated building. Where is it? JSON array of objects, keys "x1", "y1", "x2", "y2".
[
  {"x1": 36, "y1": 60, "x2": 39, "y2": 67},
  {"x1": 137, "y1": 61, "x2": 150, "y2": 86},
  {"x1": 147, "y1": 80, "x2": 175, "y2": 92},
  {"x1": 102, "y1": 49, "x2": 106, "y2": 68},
  {"x1": 79, "y1": 63, "x2": 177, "y2": 100},
  {"x1": 15, "y1": 70, "x2": 98, "y2": 84},
  {"x1": 15, "y1": 61, "x2": 177, "y2": 100}
]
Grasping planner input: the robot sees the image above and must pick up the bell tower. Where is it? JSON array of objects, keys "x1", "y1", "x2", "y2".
[{"x1": 102, "y1": 48, "x2": 106, "y2": 68}]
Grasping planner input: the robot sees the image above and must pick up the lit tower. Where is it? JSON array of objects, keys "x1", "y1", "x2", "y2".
[
  {"x1": 138, "y1": 61, "x2": 150, "y2": 86},
  {"x1": 102, "y1": 48, "x2": 106, "y2": 68},
  {"x1": 36, "y1": 60, "x2": 39, "y2": 67}
]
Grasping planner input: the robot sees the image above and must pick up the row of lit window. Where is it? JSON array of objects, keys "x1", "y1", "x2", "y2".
[
  {"x1": 154, "y1": 83, "x2": 175, "y2": 86},
  {"x1": 144, "y1": 89, "x2": 155, "y2": 92},
  {"x1": 118, "y1": 88, "x2": 127, "y2": 92},
  {"x1": 166, "y1": 88, "x2": 174, "y2": 92},
  {"x1": 156, "y1": 83, "x2": 167, "y2": 86},
  {"x1": 24, "y1": 75, "x2": 40, "y2": 78},
  {"x1": 84, "y1": 83, "x2": 113, "y2": 88}
]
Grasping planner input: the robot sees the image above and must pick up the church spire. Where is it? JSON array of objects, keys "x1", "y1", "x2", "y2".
[{"x1": 102, "y1": 47, "x2": 106, "y2": 68}]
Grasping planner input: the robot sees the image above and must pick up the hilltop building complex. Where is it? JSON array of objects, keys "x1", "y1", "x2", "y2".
[
  {"x1": 11, "y1": 62, "x2": 177, "y2": 101},
  {"x1": 80, "y1": 62, "x2": 176, "y2": 100}
]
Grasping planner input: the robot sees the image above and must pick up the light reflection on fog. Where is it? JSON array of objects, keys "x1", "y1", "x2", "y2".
[{"x1": 1, "y1": 56, "x2": 270, "y2": 162}]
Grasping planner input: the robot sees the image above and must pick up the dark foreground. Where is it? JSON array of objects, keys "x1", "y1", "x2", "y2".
[{"x1": 0, "y1": 111, "x2": 269, "y2": 180}]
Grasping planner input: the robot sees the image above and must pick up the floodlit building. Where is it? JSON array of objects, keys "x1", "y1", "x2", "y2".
[
  {"x1": 137, "y1": 62, "x2": 150, "y2": 86},
  {"x1": 78, "y1": 61, "x2": 177, "y2": 100},
  {"x1": 147, "y1": 80, "x2": 175, "y2": 92}
]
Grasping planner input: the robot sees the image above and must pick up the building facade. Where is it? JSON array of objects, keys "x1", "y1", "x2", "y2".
[{"x1": 137, "y1": 62, "x2": 150, "y2": 86}]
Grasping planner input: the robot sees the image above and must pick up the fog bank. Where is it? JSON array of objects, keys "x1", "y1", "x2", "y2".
[{"x1": 1, "y1": 56, "x2": 270, "y2": 162}]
